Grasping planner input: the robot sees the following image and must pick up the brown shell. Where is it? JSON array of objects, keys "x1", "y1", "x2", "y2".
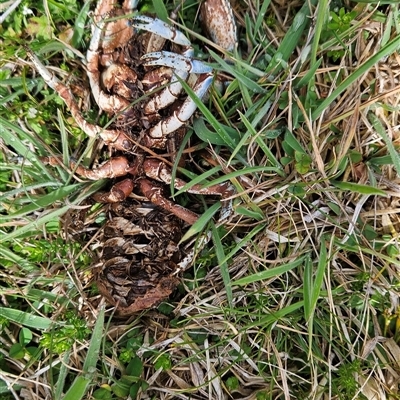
[{"x1": 94, "y1": 201, "x2": 186, "y2": 315}]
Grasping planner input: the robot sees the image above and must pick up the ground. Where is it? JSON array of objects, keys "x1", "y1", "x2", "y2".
[{"x1": 1, "y1": 0, "x2": 400, "y2": 399}]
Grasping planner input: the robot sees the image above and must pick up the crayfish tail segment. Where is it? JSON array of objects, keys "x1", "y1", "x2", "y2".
[
  {"x1": 139, "y1": 179, "x2": 199, "y2": 225},
  {"x1": 93, "y1": 178, "x2": 135, "y2": 203},
  {"x1": 70, "y1": 156, "x2": 134, "y2": 180},
  {"x1": 97, "y1": 274, "x2": 180, "y2": 316},
  {"x1": 143, "y1": 158, "x2": 235, "y2": 221},
  {"x1": 143, "y1": 158, "x2": 234, "y2": 196}
]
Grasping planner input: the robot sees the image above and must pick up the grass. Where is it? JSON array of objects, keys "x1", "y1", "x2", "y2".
[{"x1": 1, "y1": 0, "x2": 400, "y2": 399}]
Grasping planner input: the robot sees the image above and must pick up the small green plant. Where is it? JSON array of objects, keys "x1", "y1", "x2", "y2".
[
  {"x1": 12, "y1": 238, "x2": 88, "y2": 264},
  {"x1": 328, "y1": 7, "x2": 358, "y2": 33},
  {"x1": 108, "y1": 357, "x2": 148, "y2": 399},
  {"x1": 225, "y1": 375, "x2": 239, "y2": 392},
  {"x1": 1, "y1": 0, "x2": 80, "y2": 39},
  {"x1": 333, "y1": 360, "x2": 364, "y2": 400},
  {"x1": 9, "y1": 327, "x2": 39, "y2": 360},
  {"x1": 40, "y1": 311, "x2": 90, "y2": 354},
  {"x1": 323, "y1": 7, "x2": 358, "y2": 61},
  {"x1": 281, "y1": 129, "x2": 312, "y2": 174},
  {"x1": 256, "y1": 392, "x2": 269, "y2": 400},
  {"x1": 154, "y1": 353, "x2": 172, "y2": 371},
  {"x1": 118, "y1": 329, "x2": 144, "y2": 364}
]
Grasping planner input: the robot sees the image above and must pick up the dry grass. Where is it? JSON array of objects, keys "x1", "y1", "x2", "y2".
[{"x1": 1, "y1": 0, "x2": 400, "y2": 399}]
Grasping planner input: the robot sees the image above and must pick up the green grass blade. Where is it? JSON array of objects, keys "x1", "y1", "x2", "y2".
[
  {"x1": 266, "y1": 0, "x2": 318, "y2": 74},
  {"x1": 296, "y1": 58, "x2": 322, "y2": 88},
  {"x1": 193, "y1": 117, "x2": 241, "y2": 146},
  {"x1": 54, "y1": 351, "x2": 72, "y2": 400},
  {"x1": 211, "y1": 223, "x2": 232, "y2": 307},
  {"x1": 303, "y1": 256, "x2": 312, "y2": 321},
  {"x1": 237, "y1": 110, "x2": 283, "y2": 169},
  {"x1": 62, "y1": 307, "x2": 105, "y2": 400},
  {"x1": 331, "y1": 181, "x2": 387, "y2": 196},
  {"x1": 309, "y1": 0, "x2": 329, "y2": 71},
  {"x1": 83, "y1": 307, "x2": 104, "y2": 371},
  {"x1": 58, "y1": 109, "x2": 71, "y2": 166},
  {"x1": 209, "y1": 50, "x2": 266, "y2": 94},
  {"x1": 304, "y1": 243, "x2": 327, "y2": 323},
  {"x1": 174, "y1": 165, "x2": 283, "y2": 197},
  {"x1": 0, "y1": 180, "x2": 105, "y2": 243},
  {"x1": 203, "y1": 166, "x2": 285, "y2": 187},
  {"x1": 180, "y1": 202, "x2": 221, "y2": 243},
  {"x1": 233, "y1": 256, "x2": 307, "y2": 286},
  {"x1": 251, "y1": 301, "x2": 305, "y2": 330},
  {"x1": 0, "y1": 244, "x2": 38, "y2": 272},
  {"x1": 178, "y1": 77, "x2": 237, "y2": 149},
  {"x1": 253, "y1": 0, "x2": 272, "y2": 35},
  {"x1": 0, "y1": 307, "x2": 52, "y2": 330},
  {"x1": 219, "y1": 223, "x2": 266, "y2": 265},
  {"x1": 312, "y1": 34, "x2": 400, "y2": 119},
  {"x1": 0, "y1": 119, "x2": 52, "y2": 177},
  {"x1": 0, "y1": 379, "x2": 22, "y2": 394},
  {"x1": 62, "y1": 376, "x2": 92, "y2": 400},
  {"x1": 0, "y1": 182, "x2": 63, "y2": 202},
  {"x1": 152, "y1": 0, "x2": 168, "y2": 22},
  {"x1": 309, "y1": 247, "x2": 328, "y2": 356},
  {"x1": 71, "y1": 1, "x2": 90, "y2": 48},
  {"x1": 0, "y1": 184, "x2": 84, "y2": 221},
  {"x1": 369, "y1": 113, "x2": 400, "y2": 177}
]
